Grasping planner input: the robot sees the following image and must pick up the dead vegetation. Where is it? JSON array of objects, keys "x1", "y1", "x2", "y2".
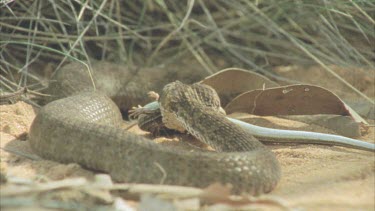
[{"x1": 1, "y1": 0, "x2": 374, "y2": 94}]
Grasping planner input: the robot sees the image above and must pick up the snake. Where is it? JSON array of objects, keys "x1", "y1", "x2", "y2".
[
  {"x1": 29, "y1": 80, "x2": 280, "y2": 194},
  {"x1": 27, "y1": 61, "x2": 374, "y2": 195}
]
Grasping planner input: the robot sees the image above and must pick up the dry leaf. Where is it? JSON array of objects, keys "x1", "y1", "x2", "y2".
[
  {"x1": 274, "y1": 65, "x2": 375, "y2": 119},
  {"x1": 225, "y1": 85, "x2": 351, "y2": 117},
  {"x1": 200, "y1": 68, "x2": 279, "y2": 106}
]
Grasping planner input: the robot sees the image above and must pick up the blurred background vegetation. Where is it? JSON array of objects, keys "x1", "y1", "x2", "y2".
[{"x1": 0, "y1": 0, "x2": 374, "y2": 93}]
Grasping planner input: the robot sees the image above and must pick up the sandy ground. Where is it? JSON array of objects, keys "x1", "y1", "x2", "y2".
[
  {"x1": 1, "y1": 64, "x2": 374, "y2": 210},
  {"x1": 1, "y1": 99, "x2": 374, "y2": 210}
]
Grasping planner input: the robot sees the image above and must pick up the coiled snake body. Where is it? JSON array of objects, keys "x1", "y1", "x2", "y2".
[{"x1": 29, "y1": 80, "x2": 280, "y2": 194}]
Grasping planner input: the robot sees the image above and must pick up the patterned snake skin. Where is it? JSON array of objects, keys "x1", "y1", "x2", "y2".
[{"x1": 29, "y1": 71, "x2": 281, "y2": 194}]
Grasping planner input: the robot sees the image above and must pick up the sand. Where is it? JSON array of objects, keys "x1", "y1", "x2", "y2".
[{"x1": 1, "y1": 99, "x2": 374, "y2": 210}]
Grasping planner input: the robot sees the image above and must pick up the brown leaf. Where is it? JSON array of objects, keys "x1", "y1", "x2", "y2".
[
  {"x1": 274, "y1": 65, "x2": 375, "y2": 119},
  {"x1": 225, "y1": 84, "x2": 351, "y2": 117},
  {"x1": 200, "y1": 68, "x2": 279, "y2": 106}
]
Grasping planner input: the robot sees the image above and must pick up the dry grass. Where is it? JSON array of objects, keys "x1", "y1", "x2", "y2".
[{"x1": 1, "y1": 0, "x2": 374, "y2": 92}]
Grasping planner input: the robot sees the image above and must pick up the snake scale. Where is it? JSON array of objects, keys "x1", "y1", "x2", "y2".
[
  {"x1": 27, "y1": 61, "x2": 374, "y2": 195},
  {"x1": 29, "y1": 63, "x2": 280, "y2": 194}
]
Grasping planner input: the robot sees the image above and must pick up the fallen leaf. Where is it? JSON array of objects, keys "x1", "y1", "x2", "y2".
[
  {"x1": 274, "y1": 65, "x2": 375, "y2": 119},
  {"x1": 200, "y1": 68, "x2": 279, "y2": 106},
  {"x1": 225, "y1": 84, "x2": 351, "y2": 117}
]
